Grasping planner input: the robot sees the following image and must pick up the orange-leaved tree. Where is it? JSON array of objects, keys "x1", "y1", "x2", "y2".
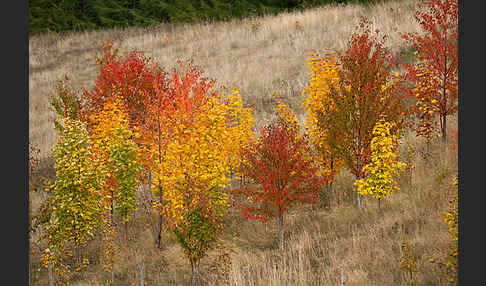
[
  {"x1": 81, "y1": 42, "x2": 165, "y2": 186},
  {"x1": 305, "y1": 18, "x2": 405, "y2": 210},
  {"x1": 140, "y1": 59, "x2": 216, "y2": 249},
  {"x1": 89, "y1": 96, "x2": 142, "y2": 282},
  {"x1": 81, "y1": 41, "x2": 160, "y2": 128},
  {"x1": 89, "y1": 95, "x2": 142, "y2": 235},
  {"x1": 401, "y1": 0, "x2": 458, "y2": 143},
  {"x1": 146, "y1": 60, "x2": 254, "y2": 285},
  {"x1": 82, "y1": 43, "x2": 168, "y2": 247},
  {"x1": 235, "y1": 102, "x2": 326, "y2": 250}
]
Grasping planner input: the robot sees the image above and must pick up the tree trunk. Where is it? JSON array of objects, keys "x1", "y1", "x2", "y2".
[
  {"x1": 340, "y1": 268, "x2": 346, "y2": 285},
  {"x1": 125, "y1": 220, "x2": 129, "y2": 243},
  {"x1": 156, "y1": 184, "x2": 163, "y2": 249},
  {"x1": 156, "y1": 112, "x2": 164, "y2": 249},
  {"x1": 111, "y1": 266, "x2": 115, "y2": 286},
  {"x1": 328, "y1": 181, "x2": 334, "y2": 210},
  {"x1": 191, "y1": 259, "x2": 201, "y2": 286},
  {"x1": 328, "y1": 159, "x2": 334, "y2": 210},
  {"x1": 76, "y1": 246, "x2": 81, "y2": 265},
  {"x1": 441, "y1": 114, "x2": 447, "y2": 144},
  {"x1": 356, "y1": 136, "x2": 363, "y2": 210},
  {"x1": 242, "y1": 266, "x2": 250, "y2": 286},
  {"x1": 425, "y1": 139, "x2": 431, "y2": 158},
  {"x1": 48, "y1": 261, "x2": 54, "y2": 286},
  {"x1": 139, "y1": 258, "x2": 144, "y2": 286},
  {"x1": 378, "y1": 198, "x2": 381, "y2": 211},
  {"x1": 75, "y1": 240, "x2": 81, "y2": 265},
  {"x1": 111, "y1": 193, "x2": 114, "y2": 224},
  {"x1": 278, "y1": 213, "x2": 284, "y2": 250}
]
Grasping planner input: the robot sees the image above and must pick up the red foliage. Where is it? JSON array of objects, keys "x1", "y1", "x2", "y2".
[
  {"x1": 235, "y1": 120, "x2": 326, "y2": 223},
  {"x1": 324, "y1": 18, "x2": 405, "y2": 180},
  {"x1": 401, "y1": 0, "x2": 458, "y2": 142},
  {"x1": 81, "y1": 41, "x2": 163, "y2": 130}
]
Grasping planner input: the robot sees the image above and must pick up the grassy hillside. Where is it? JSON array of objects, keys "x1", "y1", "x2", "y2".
[
  {"x1": 29, "y1": 0, "x2": 384, "y2": 35},
  {"x1": 29, "y1": 0, "x2": 458, "y2": 285}
]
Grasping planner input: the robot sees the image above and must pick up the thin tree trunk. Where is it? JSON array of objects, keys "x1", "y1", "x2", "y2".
[
  {"x1": 111, "y1": 266, "x2": 115, "y2": 286},
  {"x1": 378, "y1": 198, "x2": 381, "y2": 211},
  {"x1": 191, "y1": 261, "x2": 195, "y2": 286},
  {"x1": 356, "y1": 136, "x2": 363, "y2": 210},
  {"x1": 48, "y1": 261, "x2": 54, "y2": 286},
  {"x1": 76, "y1": 246, "x2": 81, "y2": 265},
  {"x1": 156, "y1": 203, "x2": 162, "y2": 248},
  {"x1": 329, "y1": 159, "x2": 334, "y2": 209},
  {"x1": 441, "y1": 39, "x2": 448, "y2": 144},
  {"x1": 125, "y1": 220, "x2": 129, "y2": 243},
  {"x1": 111, "y1": 193, "x2": 114, "y2": 223},
  {"x1": 75, "y1": 239, "x2": 81, "y2": 265},
  {"x1": 328, "y1": 181, "x2": 334, "y2": 210},
  {"x1": 242, "y1": 266, "x2": 250, "y2": 286},
  {"x1": 191, "y1": 259, "x2": 201, "y2": 286},
  {"x1": 425, "y1": 139, "x2": 431, "y2": 158},
  {"x1": 441, "y1": 114, "x2": 447, "y2": 144},
  {"x1": 156, "y1": 111, "x2": 164, "y2": 249},
  {"x1": 139, "y1": 258, "x2": 144, "y2": 286},
  {"x1": 278, "y1": 213, "x2": 284, "y2": 250},
  {"x1": 340, "y1": 268, "x2": 346, "y2": 285}
]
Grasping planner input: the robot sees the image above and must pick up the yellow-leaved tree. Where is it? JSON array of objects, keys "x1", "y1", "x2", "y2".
[
  {"x1": 354, "y1": 119, "x2": 406, "y2": 209},
  {"x1": 89, "y1": 96, "x2": 142, "y2": 283},
  {"x1": 302, "y1": 51, "x2": 344, "y2": 209},
  {"x1": 37, "y1": 117, "x2": 106, "y2": 284},
  {"x1": 147, "y1": 60, "x2": 254, "y2": 286}
]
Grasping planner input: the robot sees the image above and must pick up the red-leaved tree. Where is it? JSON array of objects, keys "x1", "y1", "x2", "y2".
[
  {"x1": 235, "y1": 116, "x2": 326, "y2": 250},
  {"x1": 401, "y1": 0, "x2": 458, "y2": 143},
  {"x1": 311, "y1": 18, "x2": 405, "y2": 209},
  {"x1": 81, "y1": 41, "x2": 160, "y2": 128}
]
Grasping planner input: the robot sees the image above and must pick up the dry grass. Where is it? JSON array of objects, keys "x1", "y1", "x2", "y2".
[
  {"x1": 29, "y1": 127, "x2": 458, "y2": 285},
  {"x1": 29, "y1": 0, "x2": 420, "y2": 161},
  {"x1": 29, "y1": 0, "x2": 458, "y2": 285}
]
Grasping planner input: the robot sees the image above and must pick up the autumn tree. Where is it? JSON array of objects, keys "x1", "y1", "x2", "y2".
[
  {"x1": 81, "y1": 41, "x2": 160, "y2": 128},
  {"x1": 140, "y1": 59, "x2": 214, "y2": 249},
  {"x1": 146, "y1": 60, "x2": 254, "y2": 285},
  {"x1": 50, "y1": 77, "x2": 82, "y2": 132},
  {"x1": 302, "y1": 51, "x2": 345, "y2": 209},
  {"x1": 37, "y1": 117, "x2": 105, "y2": 281},
  {"x1": 354, "y1": 119, "x2": 406, "y2": 210},
  {"x1": 305, "y1": 18, "x2": 405, "y2": 209},
  {"x1": 89, "y1": 96, "x2": 142, "y2": 283},
  {"x1": 401, "y1": 0, "x2": 458, "y2": 143},
  {"x1": 89, "y1": 96, "x2": 142, "y2": 235},
  {"x1": 81, "y1": 41, "x2": 165, "y2": 187},
  {"x1": 236, "y1": 102, "x2": 325, "y2": 250},
  {"x1": 81, "y1": 42, "x2": 168, "y2": 247}
]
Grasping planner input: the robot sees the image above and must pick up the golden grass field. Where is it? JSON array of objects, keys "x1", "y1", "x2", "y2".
[{"x1": 29, "y1": 0, "x2": 458, "y2": 285}]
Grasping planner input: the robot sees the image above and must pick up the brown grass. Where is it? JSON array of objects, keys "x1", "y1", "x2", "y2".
[
  {"x1": 29, "y1": 129, "x2": 457, "y2": 285},
  {"x1": 29, "y1": 0, "x2": 420, "y2": 161},
  {"x1": 29, "y1": 0, "x2": 458, "y2": 285}
]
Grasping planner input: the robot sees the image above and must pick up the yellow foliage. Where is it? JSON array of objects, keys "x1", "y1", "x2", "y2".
[
  {"x1": 355, "y1": 119, "x2": 406, "y2": 200},
  {"x1": 301, "y1": 51, "x2": 344, "y2": 179},
  {"x1": 150, "y1": 88, "x2": 254, "y2": 227}
]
